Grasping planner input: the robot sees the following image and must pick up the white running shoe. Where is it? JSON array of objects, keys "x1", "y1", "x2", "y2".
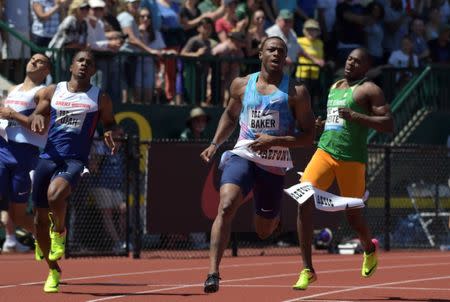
[{"x1": 2, "y1": 240, "x2": 30, "y2": 253}]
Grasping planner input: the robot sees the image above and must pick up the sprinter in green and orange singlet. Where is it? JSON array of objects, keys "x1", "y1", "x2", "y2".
[{"x1": 293, "y1": 48, "x2": 394, "y2": 290}]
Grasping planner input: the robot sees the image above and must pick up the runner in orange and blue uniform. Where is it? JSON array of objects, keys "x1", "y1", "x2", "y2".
[{"x1": 293, "y1": 48, "x2": 394, "y2": 290}]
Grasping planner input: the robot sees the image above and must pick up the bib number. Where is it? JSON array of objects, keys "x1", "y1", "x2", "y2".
[{"x1": 325, "y1": 108, "x2": 344, "y2": 131}]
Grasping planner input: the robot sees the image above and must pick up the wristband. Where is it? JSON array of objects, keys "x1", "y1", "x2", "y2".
[{"x1": 211, "y1": 142, "x2": 220, "y2": 148}]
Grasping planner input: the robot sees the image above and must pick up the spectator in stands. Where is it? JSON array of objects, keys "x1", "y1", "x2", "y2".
[
  {"x1": 383, "y1": 0, "x2": 411, "y2": 60},
  {"x1": 118, "y1": 0, "x2": 162, "y2": 103},
  {"x1": 198, "y1": 0, "x2": 221, "y2": 14},
  {"x1": 87, "y1": 0, "x2": 122, "y2": 96},
  {"x1": 103, "y1": 0, "x2": 122, "y2": 33},
  {"x1": 90, "y1": 129, "x2": 126, "y2": 254},
  {"x1": 428, "y1": 25, "x2": 450, "y2": 64},
  {"x1": 335, "y1": 0, "x2": 371, "y2": 66},
  {"x1": 388, "y1": 35, "x2": 419, "y2": 87},
  {"x1": 3, "y1": 1, "x2": 31, "y2": 62},
  {"x1": 181, "y1": 18, "x2": 217, "y2": 106},
  {"x1": 212, "y1": 31, "x2": 246, "y2": 107},
  {"x1": 266, "y1": 9, "x2": 302, "y2": 74},
  {"x1": 31, "y1": 0, "x2": 66, "y2": 49},
  {"x1": 425, "y1": 8, "x2": 443, "y2": 41},
  {"x1": 215, "y1": 0, "x2": 239, "y2": 43},
  {"x1": 135, "y1": 7, "x2": 170, "y2": 104},
  {"x1": 140, "y1": 0, "x2": 162, "y2": 31},
  {"x1": 410, "y1": 17, "x2": 431, "y2": 64},
  {"x1": 48, "y1": 0, "x2": 89, "y2": 51},
  {"x1": 246, "y1": 9, "x2": 267, "y2": 72},
  {"x1": 235, "y1": 0, "x2": 262, "y2": 25},
  {"x1": 180, "y1": 107, "x2": 211, "y2": 140},
  {"x1": 0, "y1": 1, "x2": 3, "y2": 59},
  {"x1": 157, "y1": 0, "x2": 184, "y2": 105},
  {"x1": 365, "y1": 1, "x2": 385, "y2": 66},
  {"x1": 316, "y1": 0, "x2": 337, "y2": 60},
  {"x1": 271, "y1": 0, "x2": 309, "y2": 36},
  {"x1": 295, "y1": 19, "x2": 324, "y2": 112}
]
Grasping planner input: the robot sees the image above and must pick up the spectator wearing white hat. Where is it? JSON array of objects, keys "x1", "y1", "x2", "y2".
[{"x1": 86, "y1": 0, "x2": 122, "y2": 102}]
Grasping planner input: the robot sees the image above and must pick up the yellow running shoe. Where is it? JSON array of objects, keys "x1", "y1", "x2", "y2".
[
  {"x1": 361, "y1": 238, "x2": 379, "y2": 278},
  {"x1": 35, "y1": 240, "x2": 44, "y2": 261},
  {"x1": 43, "y1": 269, "x2": 61, "y2": 293},
  {"x1": 292, "y1": 268, "x2": 317, "y2": 290},
  {"x1": 49, "y1": 230, "x2": 66, "y2": 261}
]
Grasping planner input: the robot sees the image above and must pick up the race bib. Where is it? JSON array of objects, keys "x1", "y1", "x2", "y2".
[
  {"x1": 324, "y1": 107, "x2": 344, "y2": 131},
  {"x1": 249, "y1": 109, "x2": 279, "y2": 131},
  {"x1": 56, "y1": 109, "x2": 86, "y2": 133}
]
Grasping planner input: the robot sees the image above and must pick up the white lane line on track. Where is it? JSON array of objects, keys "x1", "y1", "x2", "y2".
[
  {"x1": 83, "y1": 262, "x2": 450, "y2": 302},
  {"x1": 2, "y1": 253, "x2": 448, "y2": 290},
  {"x1": 281, "y1": 275, "x2": 450, "y2": 302},
  {"x1": 140, "y1": 284, "x2": 450, "y2": 291}
]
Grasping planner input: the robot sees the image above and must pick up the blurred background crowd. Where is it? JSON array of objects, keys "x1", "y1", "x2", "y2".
[{"x1": 0, "y1": 0, "x2": 449, "y2": 110}]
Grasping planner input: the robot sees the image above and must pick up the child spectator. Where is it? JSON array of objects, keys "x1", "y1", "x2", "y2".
[{"x1": 181, "y1": 18, "x2": 217, "y2": 106}]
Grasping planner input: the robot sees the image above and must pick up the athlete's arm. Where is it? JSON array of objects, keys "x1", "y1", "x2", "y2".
[
  {"x1": 99, "y1": 92, "x2": 118, "y2": 155},
  {"x1": 200, "y1": 76, "x2": 246, "y2": 163},
  {"x1": 250, "y1": 82, "x2": 315, "y2": 151},
  {"x1": 30, "y1": 85, "x2": 55, "y2": 134},
  {"x1": 338, "y1": 82, "x2": 394, "y2": 133}
]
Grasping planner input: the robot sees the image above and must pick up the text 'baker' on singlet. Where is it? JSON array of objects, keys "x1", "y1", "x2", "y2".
[
  {"x1": 40, "y1": 81, "x2": 101, "y2": 164},
  {"x1": 228, "y1": 72, "x2": 296, "y2": 171},
  {"x1": 318, "y1": 78, "x2": 369, "y2": 163},
  {"x1": 4, "y1": 84, "x2": 47, "y2": 148}
]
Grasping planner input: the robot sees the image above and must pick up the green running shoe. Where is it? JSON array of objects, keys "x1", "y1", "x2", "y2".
[
  {"x1": 361, "y1": 238, "x2": 379, "y2": 278},
  {"x1": 49, "y1": 229, "x2": 66, "y2": 261},
  {"x1": 292, "y1": 268, "x2": 317, "y2": 290},
  {"x1": 35, "y1": 240, "x2": 44, "y2": 261},
  {"x1": 43, "y1": 269, "x2": 60, "y2": 293}
]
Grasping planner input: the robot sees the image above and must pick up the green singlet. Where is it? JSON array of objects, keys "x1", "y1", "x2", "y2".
[{"x1": 318, "y1": 78, "x2": 369, "y2": 163}]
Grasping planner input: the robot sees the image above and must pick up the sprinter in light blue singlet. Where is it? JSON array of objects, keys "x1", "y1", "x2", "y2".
[
  {"x1": 200, "y1": 37, "x2": 316, "y2": 293},
  {"x1": 29, "y1": 50, "x2": 118, "y2": 294},
  {"x1": 0, "y1": 53, "x2": 51, "y2": 236}
]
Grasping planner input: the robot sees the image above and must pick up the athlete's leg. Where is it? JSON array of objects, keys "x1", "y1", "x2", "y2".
[
  {"x1": 205, "y1": 155, "x2": 254, "y2": 293},
  {"x1": 8, "y1": 203, "x2": 34, "y2": 234},
  {"x1": 253, "y1": 167, "x2": 284, "y2": 239},
  {"x1": 35, "y1": 208, "x2": 60, "y2": 270},
  {"x1": 48, "y1": 159, "x2": 84, "y2": 233},
  {"x1": 8, "y1": 142, "x2": 39, "y2": 234},
  {"x1": 335, "y1": 161, "x2": 375, "y2": 253},
  {"x1": 47, "y1": 177, "x2": 71, "y2": 233},
  {"x1": 298, "y1": 149, "x2": 335, "y2": 271},
  {"x1": 209, "y1": 184, "x2": 245, "y2": 274}
]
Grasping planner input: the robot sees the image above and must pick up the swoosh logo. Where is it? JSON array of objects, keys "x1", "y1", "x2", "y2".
[
  {"x1": 364, "y1": 264, "x2": 377, "y2": 276},
  {"x1": 201, "y1": 161, "x2": 253, "y2": 220}
]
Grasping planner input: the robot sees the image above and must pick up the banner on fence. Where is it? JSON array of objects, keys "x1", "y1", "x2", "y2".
[{"x1": 146, "y1": 144, "x2": 343, "y2": 233}]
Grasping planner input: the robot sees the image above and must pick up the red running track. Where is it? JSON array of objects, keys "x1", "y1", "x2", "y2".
[{"x1": 0, "y1": 250, "x2": 449, "y2": 302}]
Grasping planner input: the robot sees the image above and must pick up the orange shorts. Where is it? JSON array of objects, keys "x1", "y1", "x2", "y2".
[{"x1": 300, "y1": 148, "x2": 366, "y2": 198}]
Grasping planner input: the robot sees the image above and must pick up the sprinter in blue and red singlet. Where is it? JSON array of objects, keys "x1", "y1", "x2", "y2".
[
  {"x1": 200, "y1": 36, "x2": 316, "y2": 293},
  {"x1": 29, "y1": 50, "x2": 118, "y2": 293}
]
